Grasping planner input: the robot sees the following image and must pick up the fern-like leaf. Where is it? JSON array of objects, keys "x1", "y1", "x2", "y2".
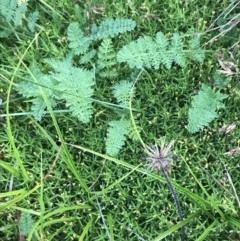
[
  {"x1": 19, "y1": 212, "x2": 34, "y2": 236},
  {"x1": 117, "y1": 37, "x2": 146, "y2": 69},
  {"x1": 17, "y1": 58, "x2": 95, "y2": 123},
  {"x1": 45, "y1": 58, "x2": 95, "y2": 123},
  {"x1": 143, "y1": 36, "x2": 159, "y2": 69},
  {"x1": 60, "y1": 68, "x2": 95, "y2": 123},
  {"x1": 17, "y1": 67, "x2": 57, "y2": 121},
  {"x1": 213, "y1": 72, "x2": 230, "y2": 89},
  {"x1": 99, "y1": 71, "x2": 118, "y2": 79},
  {"x1": 169, "y1": 33, "x2": 186, "y2": 67},
  {"x1": 187, "y1": 84, "x2": 228, "y2": 133},
  {"x1": 0, "y1": 0, "x2": 28, "y2": 26},
  {"x1": 117, "y1": 32, "x2": 172, "y2": 69},
  {"x1": 97, "y1": 38, "x2": 116, "y2": 69},
  {"x1": 17, "y1": 67, "x2": 56, "y2": 98},
  {"x1": 14, "y1": 1, "x2": 27, "y2": 26},
  {"x1": 80, "y1": 50, "x2": 97, "y2": 64},
  {"x1": 27, "y1": 11, "x2": 38, "y2": 32},
  {"x1": 44, "y1": 56, "x2": 73, "y2": 74},
  {"x1": 90, "y1": 18, "x2": 136, "y2": 40},
  {"x1": 188, "y1": 36, "x2": 205, "y2": 63},
  {"x1": 67, "y1": 22, "x2": 91, "y2": 55},
  {"x1": 117, "y1": 32, "x2": 205, "y2": 69},
  {"x1": 31, "y1": 97, "x2": 57, "y2": 121},
  {"x1": 155, "y1": 32, "x2": 172, "y2": 69},
  {"x1": 1, "y1": 0, "x2": 17, "y2": 22},
  {"x1": 97, "y1": 38, "x2": 117, "y2": 78},
  {"x1": 111, "y1": 80, "x2": 134, "y2": 108},
  {"x1": 106, "y1": 120, "x2": 130, "y2": 156}
]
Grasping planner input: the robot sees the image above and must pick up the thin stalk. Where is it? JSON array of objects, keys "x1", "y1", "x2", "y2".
[
  {"x1": 93, "y1": 191, "x2": 112, "y2": 241},
  {"x1": 0, "y1": 109, "x2": 71, "y2": 118},
  {"x1": 159, "y1": 166, "x2": 186, "y2": 241}
]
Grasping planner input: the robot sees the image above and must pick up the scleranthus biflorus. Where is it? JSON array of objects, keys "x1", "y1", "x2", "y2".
[{"x1": 144, "y1": 140, "x2": 186, "y2": 241}]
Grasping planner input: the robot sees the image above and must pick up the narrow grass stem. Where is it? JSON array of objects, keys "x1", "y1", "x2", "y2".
[
  {"x1": 199, "y1": 164, "x2": 234, "y2": 197},
  {"x1": 129, "y1": 69, "x2": 145, "y2": 148},
  {"x1": 0, "y1": 109, "x2": 71, "y2": 118},
  {"x1": 93, "y1": 191, "x2": 112, "y2": 241},
  {"x1": 221, "y1": 161, "x2": 240, "y2": 208}
]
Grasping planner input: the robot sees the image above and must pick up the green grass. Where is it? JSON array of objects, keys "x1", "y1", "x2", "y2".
[{"x1": 0, "y1": 0, "x2": 240, "y2": 240}]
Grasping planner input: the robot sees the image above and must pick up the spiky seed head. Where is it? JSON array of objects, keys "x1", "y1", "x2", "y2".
[{"x1": 144, "y1": 140, "x2": 175, "y2": 173}]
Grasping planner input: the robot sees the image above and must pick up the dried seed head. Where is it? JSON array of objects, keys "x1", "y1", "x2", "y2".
[{"x1": 144, "y1": 140, "x2": 175, "y2": 173}]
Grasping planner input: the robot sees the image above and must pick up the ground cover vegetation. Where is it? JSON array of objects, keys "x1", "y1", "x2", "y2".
[{"x1": 0, "y1": 0, "x2": 239, "y2": 240}]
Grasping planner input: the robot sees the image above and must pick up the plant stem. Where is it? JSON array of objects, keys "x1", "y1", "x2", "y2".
[{"x1": 159, "y1": 167, "x2": 186, "y2": 241}]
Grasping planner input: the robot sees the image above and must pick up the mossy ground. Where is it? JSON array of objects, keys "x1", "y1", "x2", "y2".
[{"x1": 0, "y1": 0, "x2": 239, "y2": 240}]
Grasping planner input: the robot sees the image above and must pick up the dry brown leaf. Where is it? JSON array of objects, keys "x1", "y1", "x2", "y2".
[
  {"x1": 216, "y1": 51, "x2": 239, "y2": 77},
  {"x1": 89, "y1": 6, "x2": 105, "y2": 15},
  {"x1": 144, "y1": 13, "x2": 161, "y2": 21},
  {"x1": 218, "y1": 69, "x2": 236, "y2": 76},
  {"x1": 225, "y1": 122, "x2": 238, "y2": 134},
  {"x1": 219, "y1": 122, "x2": 238, "y2": 134},
  {"x1": 86, "y1": 5, "x2": 105, "y2": 19},
  {"x1": 219, "y1": 124, "x2": 228, "y2": 134},
  {"x1": 217, "y1": 59, "x2": 239, "y2": 76},
  {"x1": 224, "y1": 147, "x2": 240, "y2": 156}
]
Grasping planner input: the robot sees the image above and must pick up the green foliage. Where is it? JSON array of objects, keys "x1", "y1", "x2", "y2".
[
  {"x1": 106, "y1": 120, "x2": 130, "y2": 156},
  {"x1": 117, "y1": 32, "x2": 205, "y2": 69},
  {"x1": 0, "y1": 26, "x2": 11, "y2": 38},
  {"x1": 27, "y1": 11, "x2": 39, "y2": 32},
  {"x1": 15, "y1": 18, "x2": 139, "y2": 155},
  {"x1": 19, "y1": 212, "x2": 34, "y2": 236},
  {"x1": 0, "y1": 0, "x2": 27, "y2": 26},
  {"x1": 90, "y1": 18, "x2": 136, "y2": 40},
  {"x1": 80, "y1": 50, "x2": 97, "y2": 64},
  {"x1": 17, "y1": 57, "x2": 95, "y2": 123},
  {"x1": 169, "y1": 33, "x2": 186, "y2": 67},
  {"x1": 117, "y1": 36, "x2": 157, "y2": 69},
  {"x1": 2, "y1": 2, "x2": 240, "y2": 240},
  {"x1": 67, "y1": 22, "x2": 92, "y2": 55},
  {"x1": 15, "y1": 17, "x2": 209, "y2": 154},
  {"x1": 154, "y1": 32, "x2": 172, "y2": 69},
  {"x1": 16, "y1": 67, "x2": 57, "y2": 121},
  {"x1": 111, "y1": 80, "x2": 134, "y2": 108},
  {"x1": 187, "y1": 84, "x2": 228, "y2": 133},
  {"x1": 0, "y1": 0, "x2": 39, "y2": 38},
  {"x1": 188, "y1": 36, "x2": 205, "y2": 63},
  {"x1": 213, "y1": 72, "x2": 231, "y2": 89},
  {"x1": 105, "y1": 81, "x2": 135, "y2": 155},
  {"x1": 97, "y1": 38, "x2": 117, "y2": 78},
  {"x1": 67, "y1": 19, "x2": 136, "y2": 56},
  {"x1": 16, "y1": 17, "x2": 207, "y2": 155},
  {"x1": 128, "y1": 121, "x2": 142, "y2": 142},
  {"x1": 45, "y1": 58, "x2": 95, "y2": 123}
]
